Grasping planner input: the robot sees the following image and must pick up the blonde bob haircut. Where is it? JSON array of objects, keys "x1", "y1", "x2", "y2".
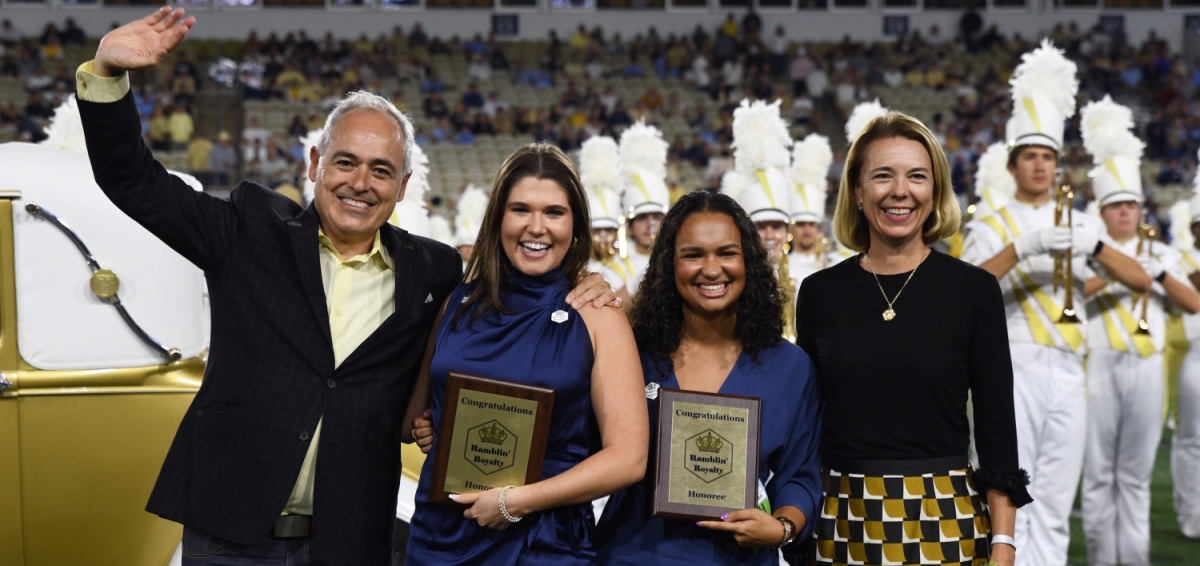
[{"x1": 833, "y1": 112, "x2": 961, "y2": 252}]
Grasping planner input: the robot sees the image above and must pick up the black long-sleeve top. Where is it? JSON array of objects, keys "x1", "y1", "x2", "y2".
[{"x1": 797, "y1": 250, "x2": 1031, "y2": 505}]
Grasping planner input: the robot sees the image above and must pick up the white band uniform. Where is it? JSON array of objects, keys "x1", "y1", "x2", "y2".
[{"x1": 1171, "y1": 325, "x2": 1200, "y2": 539}]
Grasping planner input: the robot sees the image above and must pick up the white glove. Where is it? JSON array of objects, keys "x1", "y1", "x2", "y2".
[
  {"x1": 1138, "y1": 255, "x2": 1165, "y2": 281},
  {"x1": 1071, "y1": 227, "x2": 1101, "y2": 258},
  {"x1": 1014, "y1": 227, "x2": 1071, "y2": 261}
]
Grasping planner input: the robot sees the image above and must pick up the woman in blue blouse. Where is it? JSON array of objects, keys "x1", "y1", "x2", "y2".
[
  {"x1": 595, "y1": 190, "x2": 823, "y2": 564},
  {"x1": 401, "y1": 143, "x2": 649, "y2": 565}
]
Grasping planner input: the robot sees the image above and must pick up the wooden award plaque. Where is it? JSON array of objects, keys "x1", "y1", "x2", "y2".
[
  {"x1": 652, "y1": 388, "x2": 761, "y2": 521},
  {"x1": 428, "y1": 372, "x2": 555, "y2": 504}
]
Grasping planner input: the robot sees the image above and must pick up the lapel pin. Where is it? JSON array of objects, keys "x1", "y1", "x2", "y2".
[
  {"x1": 645, "y1": 382, "x2": 660, "y2": 400},
  {"x1": 551, "y1": 310, "x2": 568, "y2": 324}
]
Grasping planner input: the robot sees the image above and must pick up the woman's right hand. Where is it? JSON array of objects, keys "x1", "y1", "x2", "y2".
[{"x1": 412, "y1": 410, "x2": 435, "y2": 453}]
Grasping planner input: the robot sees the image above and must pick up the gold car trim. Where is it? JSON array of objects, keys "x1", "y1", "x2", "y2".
[
  {"x1": 15, "y1": 387, "x2": 199, "y2": 397},
  {"x1": 10, "y1": 357, "x2": 205, "y2": 391}
]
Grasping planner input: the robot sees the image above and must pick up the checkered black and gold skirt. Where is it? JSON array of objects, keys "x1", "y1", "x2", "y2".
[{"x1": 810, "y1": 458, "x2": 992, "y2": 566}]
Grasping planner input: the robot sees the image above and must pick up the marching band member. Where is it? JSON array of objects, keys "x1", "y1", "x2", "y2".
[
  {"x1": 580, "y1": 135, "x2": 634, "y2": 306},
  {"x1": 725, "y1": 99, "x2": 796, "y2": 339},
  {"x1": 1168, "y1": 179, "x2": 1200, "y2": 540},
  {"x1": 452, "y1": 184, "x2": 488, "y2": 266},
  {"x1": 787, "y1": 133, "x2": 840, "y2": 283},
  {"x1": 960, "y1": 40, "x2": 1150, "y2": 566},
  {"x1": 1078, "y1": 96, "x2": 1200, "y2": 566},
  {"x1": 619, "y1": 121, "x2": 671, "y2": 298},
  {"x1": 728, "y1": 99, "x2": 794, "y2": 263}
]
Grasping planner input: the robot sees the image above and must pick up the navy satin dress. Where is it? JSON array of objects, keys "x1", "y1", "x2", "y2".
[
  {"x1": 596, "y1": 340, "x2": 823, "y2": 565},
  {"x1": 406, "y1": 269, "x2": 599, "y2": 565}
]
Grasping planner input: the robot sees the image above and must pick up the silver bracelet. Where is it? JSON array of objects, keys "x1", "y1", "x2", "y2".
[
  {"x1": 498, "y1": 485, "x2": 521, "y2": 523},
  {"x1": 991, "y1": 533, "x2": 1016, "y2": 549}
]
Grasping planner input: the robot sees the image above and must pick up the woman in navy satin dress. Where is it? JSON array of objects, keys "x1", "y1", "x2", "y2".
[
  {"x1": 402, "y1": 143, "x2": 648, "y2": 565},
  {"x1": 596, "y1": 191, "x2": 823, "y2": 565}
]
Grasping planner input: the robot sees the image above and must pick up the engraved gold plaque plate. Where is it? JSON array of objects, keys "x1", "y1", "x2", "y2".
[
  {"x1": 653, "y1": 389, "x2": 760, "y2": 521},
  {"x1": 430, "y1": 372, "x2": 554, "y2": 503},
  {"x1": 90, "y1": 269, "x2": 120, "y2": 299}
]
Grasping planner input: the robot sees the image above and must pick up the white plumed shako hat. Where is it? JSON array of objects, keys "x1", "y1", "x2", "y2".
[
  {"x1": 1005, "y1": 39, "x2": 1079, "y2": 153},
  {"x1": 430, "y1": 215, "x2": 455, "y2": 247},
  {"x1": 1169, "y1": 148, "x2": 1200, "y2": 249},
  {"x1": 579, "y1": 136, "x2": 625, "y2": 230},
  {"x1": 728, "y1": 99, "x2": 793, "y2": 224},
  {"x1": 1081, "y1": 95, "x2": 1144, "y2": 207},
  {"x1": 618, "y1": 121, "x2": 670, "y2": 218},
  {"x1": 453, "y1": 184, "x2": 489, "y2": 247},
  {"x1": 389, "y1": 142, "x2": 432, "y2": 237},
  {"x1": 844, "y1": 99, "x2": 889, "y2": 146},
  {"x1": 973, "y1": 142, "x2": 1017, "y2": 218},
  {"x1": 789, "y1": 133, "x2": 833, "y2": 224}
]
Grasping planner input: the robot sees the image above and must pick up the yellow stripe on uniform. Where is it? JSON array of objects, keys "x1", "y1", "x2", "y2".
[
  {"x1": 604, "y1": 258, "x2": 632, "y2": 282},
  {"x1": 1014, "y1": 270, "x2": 1086, "y2": 351},
  {"x1": 1093, "y1": 290, "x2": 1155, "y2": 357},
  {"x1": 1166, "y1": 248, "x2": 1198, "y2": 422},
  {"x1": 1096, "y1": 292, "x2": 1131, "y2": 354},
  {"x1": 622, "y1": 256, "x2": 636, "y2": 278},
  {"x1": 1104, "y1": 289, "x2": 1155, "y2": 357},
  {"x1": 980, "y1": 210, "x2": 1084, "y2": 351},
  {"x1": 1166, "y1": 312, "x2": 1188, "y2": 423}
]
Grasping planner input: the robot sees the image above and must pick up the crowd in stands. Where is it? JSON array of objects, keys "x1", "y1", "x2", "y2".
[
  {"x1": 0, "y1": 13, "x2": 1193, "y2": 224},
  {"x1": 1, "y1": 17, "x2": 90, "y2": 142}
]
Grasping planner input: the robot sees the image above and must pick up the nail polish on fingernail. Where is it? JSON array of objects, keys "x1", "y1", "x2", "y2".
[
  {"x1": 448, "y1": 494, "x2": 459, "y2": 501},
  {"x1": 720, "y1": 513, "x2": 729, "y2": 521},
  {"x1": 695, "y1": 522, "x2": 703, "y2": 526}
]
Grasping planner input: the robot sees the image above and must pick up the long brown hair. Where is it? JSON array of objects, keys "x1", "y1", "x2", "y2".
[{"x1": 453, "y1": 143, "x2": 593, "y2": 328}]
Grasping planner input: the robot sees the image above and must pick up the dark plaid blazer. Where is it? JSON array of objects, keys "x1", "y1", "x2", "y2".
[{"x1": 79, "y1": 93, "x2": 462, "y2": 566}]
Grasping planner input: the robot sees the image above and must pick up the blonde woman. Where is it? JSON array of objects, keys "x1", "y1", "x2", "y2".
[{"x1": 796, "y1": 113, "x2": 1029, "y2": 566}]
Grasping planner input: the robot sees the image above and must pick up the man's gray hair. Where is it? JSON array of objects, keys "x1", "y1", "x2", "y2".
[{"x1": 317, "y1": 91, "x2": 416, "y2": 177}]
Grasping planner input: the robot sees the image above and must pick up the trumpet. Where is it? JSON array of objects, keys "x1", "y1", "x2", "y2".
[
  {"x1": 1133, "y1": 222, "x2": 1155, "y2": 335},
  {"x1": 778, "y1": 248, "x2": 797, "y2": 343},
  {"x1": 1055, "y1": 185, "x2": 1081, "y2": 323}
]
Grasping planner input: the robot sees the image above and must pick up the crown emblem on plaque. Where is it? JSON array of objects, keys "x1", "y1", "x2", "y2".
[
  {"x1": 478, "y1": 421, "x2": 508, "y2": 445},
  {"x1": 696, "y1": 430, "x2": 723, "y2": 453}
]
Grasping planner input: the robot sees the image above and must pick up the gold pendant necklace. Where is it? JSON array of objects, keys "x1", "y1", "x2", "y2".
[{"x1": 864, "y1": 250, "x2": 926, "y2": 321}]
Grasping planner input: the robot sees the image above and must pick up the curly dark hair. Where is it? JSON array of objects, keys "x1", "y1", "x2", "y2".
[{"x1": 629, "y1": 190, "x2": 784, "y2": 380}]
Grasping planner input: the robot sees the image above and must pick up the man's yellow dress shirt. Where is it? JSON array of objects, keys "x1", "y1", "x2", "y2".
[{"x1": 285, "y1": 229, "x2": 395, "y2": 515}]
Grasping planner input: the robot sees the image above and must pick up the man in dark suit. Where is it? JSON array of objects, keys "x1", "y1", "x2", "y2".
[{"x1": 75, "y1": 9, "x2": 615, "y2": 565}]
